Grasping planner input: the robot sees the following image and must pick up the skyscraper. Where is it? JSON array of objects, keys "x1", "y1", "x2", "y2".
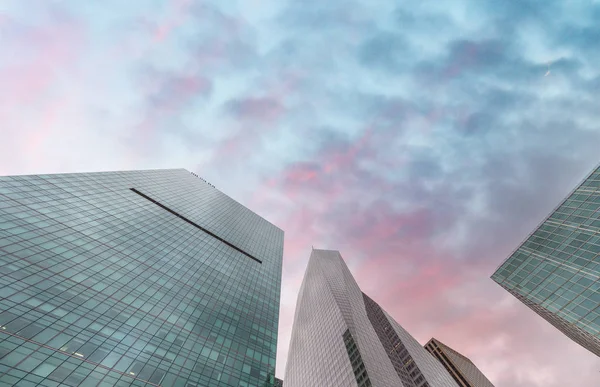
[
  {"x1": 0, "y1": 169, "x2": 283, "y2": 386},
  {"x1": 491, "y1": 164, "x2": 600, "y2": 356},
  {"x1": 284, "y1": 249, "x2": 458, "y2": 387},
  {"x1": 424, "y1": 338, "x2": 494, "y2": 387}
]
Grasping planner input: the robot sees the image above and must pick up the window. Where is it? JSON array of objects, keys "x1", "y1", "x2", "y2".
[
  {"x1": 17, "y1": 323, "x2": 44, "y2": 339},
  {"x1": 149, "y1": 369, "x2": 166, "y2": 384},
  {"x1": 343, "y1": 329, "x2": 372, "y2": 387},
  {"x1": 48, "y1": 365, "x2": 76, "y2": 383}
]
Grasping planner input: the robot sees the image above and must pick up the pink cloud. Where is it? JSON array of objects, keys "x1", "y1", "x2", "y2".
[
  {"x1": 427, "y1": 287, "x2": 599, "y2": 386},
  {"x1": 125, "y1": 69, "x2": 212, "y2": 160},
  {"x1": 26, "y1": 99, "x2": 69, "y2": 156},
  {"x1": 147, "y1": 74, "x2": 212, "y2": 112},
  {"x1": 261, "y1": 125, "x2": 598, "y2": 385},
  {"x1": 211, "y1": 71, "x2": 304, "y2": 163},
  {"x1": 153, "y1": 0, "x2": 193, "y2": 42},
  {"x1": 285, "y1": 165, "x2": 318, "y2": 183},
  {"x1": 0, "y1": 12, "x2": 84, "y2": 107},
  {"x1": 0, "y1": 9, "x2": 85, "y2": 169},
  {"x1": 228, "y1": 97, "x2": 285, "y2": 122}
]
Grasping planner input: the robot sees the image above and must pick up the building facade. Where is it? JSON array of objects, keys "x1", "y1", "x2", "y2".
[
  {"x1": 491, "y1": 164, "x2": 600, "y2": 356},
  {"x1": 284, "y1": 249, "x2": 458, "y2": 387},
  {"x1": 424, "y1": 338, "x2": 494, "y2": 387},
  {"x1": 0, "y1": 169, "x2": 283, "y2": 386}
]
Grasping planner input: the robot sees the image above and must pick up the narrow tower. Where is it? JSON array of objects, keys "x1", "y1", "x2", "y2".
[
  {"x1": 425, "y1": 338, "x2": 494, "y2": 387},
  {"x1": 284, "y1": 249, "x2": 458, "y2": 386}
]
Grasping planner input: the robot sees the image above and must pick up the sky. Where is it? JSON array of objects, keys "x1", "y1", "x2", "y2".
[{"x1": 1, "y1": 0, "x2": 600, "y2": 385}]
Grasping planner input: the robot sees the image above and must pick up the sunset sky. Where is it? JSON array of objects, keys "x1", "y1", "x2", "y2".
[{"x1": 2, "y1": 0, "x2": 600, "y2": 385}]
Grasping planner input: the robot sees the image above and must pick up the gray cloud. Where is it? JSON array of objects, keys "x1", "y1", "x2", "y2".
[
  {"x1": 224, "y1": 97, "x2": 283, "y2": 121},
  {"x1": 357, "y1": 31, "x2": 409, "y2": 72}
]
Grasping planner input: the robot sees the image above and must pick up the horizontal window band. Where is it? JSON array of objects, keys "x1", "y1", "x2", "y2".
[{"x1": 129, "y1": 188, "x2": 262, "y2": 264}]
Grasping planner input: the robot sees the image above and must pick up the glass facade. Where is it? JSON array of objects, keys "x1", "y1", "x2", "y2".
[
  {"x1": 0, "y1": 169, "x2": 283, "y2": 386},
  {"x1": 424, "y1": 338, "x2": 494, "y2": 387},
  {"x1": 342, "y1": 329, "x2": 372, "y2": 387},
  {"x1": 492, "y1": 164, "x2": 600, "y2": 357},
  {"x1": 363, "y1": 294, "x2": 427, "y2": 387},
  {"x1": 284, "y1": 249, "x2": 458, "y2": 387}
]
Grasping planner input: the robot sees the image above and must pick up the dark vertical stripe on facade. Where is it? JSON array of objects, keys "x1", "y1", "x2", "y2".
[
  {"x1": 342, "y1": 329, "x2": 372, "y2": 387},
  {"x1": 362, "y1": 293, "x2": 429, "y2": 387},
  {"x1": 424, "y1": 341, "x2": 471, "y2": 387}
]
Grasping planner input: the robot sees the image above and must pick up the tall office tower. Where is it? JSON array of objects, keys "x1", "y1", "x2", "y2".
[
  {"x1": 424, "y1": 338, "x2": 494, "y2": 387},
  {"x1": 284, "y1": 249, "x2": 458, "y2": 387},
  {"x1": 0, "y1": 169, "x2": 283, "y2": 386},
  {"x1": 491, "y1": 164, "x2": 600, "y2": 356},
  {"x1": 274, "y1": 377, "x2": 283, "y2": 386}
]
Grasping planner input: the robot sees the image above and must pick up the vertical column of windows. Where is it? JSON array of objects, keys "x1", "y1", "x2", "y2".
[
  {"x1": 424, "y1": 341, "x2": 470, "y2": 387},
  {"x1": 363, "y1": 293, "x2": 430, "y2": 387},
  {"x1": 342, "y1": 329, "x2": 371, "y2": 387}
]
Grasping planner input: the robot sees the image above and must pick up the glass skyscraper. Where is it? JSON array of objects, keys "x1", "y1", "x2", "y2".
[
  {"x1": 424, "y1": 338, "x2": 494, "y2": 387},
  {"x1": 284, "y1": 249, "x2": 458, "y2": 387},
  {"x1": 492, "y1": 164, "x2": 600, "y2": 357},
  {"x1": 0, "y1": 169, "x2": 283, "y2": 386}
]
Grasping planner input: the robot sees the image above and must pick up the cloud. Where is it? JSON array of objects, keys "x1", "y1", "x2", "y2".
[
  {"x1": 265, "y1": 126, "x2": 600, "y2": 383},
  {"x1": 260, "y1": 4, "x2": 600, "y2": 375},
  {"x1": 121, "y1": 67, "x2": 214, "y2": 161},
  {"x1": 357, "y1": 31, "x2": 408, "y2": 71},
  {"x1": 183, "y1": 2, "x2": 259, "y2": 73},
  {"x1": 144, "y1": 70, "x2": 213, "y2": 112},
  {"x1": 2, "y1": 0, "x2": 600, "y2": 385},
  {"x1": 225, "y1": 97, "x2": 284, "y2": 122},
  {"x1": 277, "y1": 1, "x2": 377, "y2": 33},
  {"x1": 0, "y1": 5, "x2": 87, "y2": 173},
  {"x1": 120, "y1": 0, "x2": 263, "y2": 162},
  {"x1": 152, "y1": 0, "x2": 193, "y2": 42}
]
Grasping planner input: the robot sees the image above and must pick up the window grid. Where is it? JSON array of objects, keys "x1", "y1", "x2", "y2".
[
  {"x1": 492, "y1": 165, "x2": 600, "y2": 356},
  {"x1": 0, "y1": 169, "x2": 283, "y2": 386}
]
